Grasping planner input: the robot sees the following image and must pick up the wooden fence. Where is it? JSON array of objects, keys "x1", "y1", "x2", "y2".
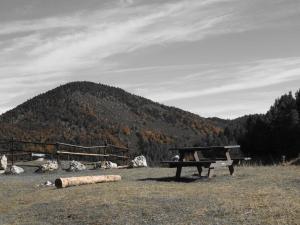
[{"x1": 0, "y1": 138, "x2": 130, "y2": 165}]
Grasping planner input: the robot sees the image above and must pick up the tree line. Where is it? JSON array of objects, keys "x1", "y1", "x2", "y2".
[{"x1": 224, "y1": 90, "x2": 300, "y2": 163}]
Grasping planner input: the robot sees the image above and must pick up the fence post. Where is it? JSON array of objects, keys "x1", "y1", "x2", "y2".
[
  {"x1": 104, "y1": 141, "x2": 107, "y2": 162},
  {"x1": 11, "y1": 137, "x2": 14, "y2": 166},
  {"x1": 98, "y1": 147, "x2": 101, "y2": 162},
  {"x1": 56, "y1": 143, "x2": 61, "y2": 165}
]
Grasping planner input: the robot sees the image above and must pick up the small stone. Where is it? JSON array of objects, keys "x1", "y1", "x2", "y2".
[{"x1": 44, "y1": 180, "x2": 53, "y2": 186}]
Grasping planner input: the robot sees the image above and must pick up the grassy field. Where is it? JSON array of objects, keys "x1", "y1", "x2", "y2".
[{"x1": 0, "y1": 164, "x2": 299, "y2": 225}]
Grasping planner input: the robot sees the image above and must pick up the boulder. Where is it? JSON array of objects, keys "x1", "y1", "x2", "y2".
[
  {"x1": 0, "y1": 155, "x2": 7, "y2": 170},
  {"x1": 101, "y1": 161, "x2": 118, "y2": 169},
  {"x1": 129, "y1": 155, "x2": 147, "y2": 168},
  {"x1": 172, "y1": 155, "x2": 180, "y2": 161},
  {"x1": 67, "y1": 160, "x2": 86, "y2": 172},
  {"x1": 9, "y1": 165, "x2": 24, "y2": 174},
  {"x1": 36, "y1": 161, "x2": 58, "y2": 173}
]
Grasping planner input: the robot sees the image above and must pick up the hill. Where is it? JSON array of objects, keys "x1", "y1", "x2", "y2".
[{"x1": 0, "y1": 81, "x2": 224, "y2": 161}]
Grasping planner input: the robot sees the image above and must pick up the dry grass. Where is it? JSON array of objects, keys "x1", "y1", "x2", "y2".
[{"x1": 0, "y1": 165, "x2": 299, "y2": 225}]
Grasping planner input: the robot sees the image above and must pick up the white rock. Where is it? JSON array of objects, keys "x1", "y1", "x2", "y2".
[
  {"x1": 0, "y1": 155, "x2": 7, "y2": 170},
  {"x1": 101, "y1": 161, "x2": 118, "y2": 169},
  {"x1": 67, "y1": 160, "x2": 86, "y2": 172},
  {"x1": 36, "y1": 161, "x2": 58, "y2": 173},
  {"x1": 172, "y1": 155, "x2": 180, "y2": 161},
  {"x1": 129, "y1": 155, "x2": 147, "y2": 168},
  {"x1": 10, "y1": 165, "x2": 24, "y2": 174},
  {"x1": 44, "y1": 180, "x2": 54, "y2": 186}
]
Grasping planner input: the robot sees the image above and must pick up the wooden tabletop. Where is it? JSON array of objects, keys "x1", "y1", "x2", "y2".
[{"x1": 169, "y1": 145, "x2": 240, "y2": 152}]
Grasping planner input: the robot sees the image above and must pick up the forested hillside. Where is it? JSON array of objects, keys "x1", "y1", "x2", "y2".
[
  {"x1": 1, "y1": 81, "x2": 298, "y2": 163},
  {"x1": 0, "y1": 81, "x2": 225, "y2": 162}
]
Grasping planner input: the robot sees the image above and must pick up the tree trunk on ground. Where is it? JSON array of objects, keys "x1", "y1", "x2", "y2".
[{"x1": 55, "y1": 175, "x2": 121, "y2": 188}]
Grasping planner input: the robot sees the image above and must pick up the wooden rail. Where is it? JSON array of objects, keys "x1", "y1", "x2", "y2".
[
  {"x1": 56, "y1": 143, "x2": 108, "y2": 149},
  {"x1": 0, "y1": 138, "x2": 130, "y2": 165},
  {"x1": 57, "y1": 151, "x2": 110, "y2": 157},
  {"x1": 56, "y1": 151, "x2": 129, "y2": 159}
]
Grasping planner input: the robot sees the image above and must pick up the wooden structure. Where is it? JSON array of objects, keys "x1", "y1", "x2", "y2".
[
  {"x1": 55, "y1": 175, "x2": 122, "y2": 188},
  {"x1": 0, "y1": 138, "x2": 129, "y2": 166},
  {"x1": 162, "y1": 145, "x2": 250, "y2": 179}
]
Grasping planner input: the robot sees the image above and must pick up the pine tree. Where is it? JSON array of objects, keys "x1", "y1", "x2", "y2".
[{"x1": 296, "y1": 89, "x2": 300, "y2": 114}]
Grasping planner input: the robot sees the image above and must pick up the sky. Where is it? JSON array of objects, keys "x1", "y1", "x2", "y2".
[{"x1": 0, "y1": 0, "x2": 300, "y2": 119}]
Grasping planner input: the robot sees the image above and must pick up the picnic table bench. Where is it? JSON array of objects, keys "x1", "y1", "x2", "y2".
[{"x1": 162, "y1": 145, "x2": 250, "y2": 179}]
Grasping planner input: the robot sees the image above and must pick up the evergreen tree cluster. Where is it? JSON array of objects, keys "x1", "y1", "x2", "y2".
[{"x1": 224, "y1": 90, "x2": 300, "y2": 163}]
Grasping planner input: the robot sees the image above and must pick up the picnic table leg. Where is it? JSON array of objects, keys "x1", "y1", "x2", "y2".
[
  {"x1": 176, "y1": 166, "x2": 182, "y2": 179},
  {"x1": 197, "y1": 166, "x2": 202, "y2": 177},
  {"x1": 228, "y1": 165, "x2": 234, "y2": 176},
  {"x1": 208, "y1": 167, "x2": 214, "y2": 178}
]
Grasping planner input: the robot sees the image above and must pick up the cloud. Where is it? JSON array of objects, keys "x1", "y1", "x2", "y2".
[
  {"x1": 1, "y1": 0, "x2": 235, "y2": 88},
  {"x1": 120, "y1": 0, "x2": 134, "y2": 6},
  {"x1": 0, "y1": 0, "x2": 299, "y2": 116},
  {"x1": 1, "y1": 0, "x2": 298, "y2": 79},
  {"x1": 0, "y1": 13, "x2": 92, "y2": 36},
  {"x1": 191, "y1": 103, "x2": 260, "y2": 118},
  {"x1": 143, "y1": 58, "x2": 300, "y2": 102}
]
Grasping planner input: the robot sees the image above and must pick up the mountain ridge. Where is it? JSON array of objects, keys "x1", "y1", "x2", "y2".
[{"x1": 0, "y1": 81, "x2": 225, "y2": 161}]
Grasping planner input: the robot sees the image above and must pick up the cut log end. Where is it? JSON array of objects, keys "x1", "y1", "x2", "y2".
[{"x1": 55, "y1": 178, "x2": 63, "y2": 188}]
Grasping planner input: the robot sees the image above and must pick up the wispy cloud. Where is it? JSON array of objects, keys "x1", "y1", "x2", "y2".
[
  {"x1": 0, "y1": 0, "x2": 299, "y2": 117},
  {"x1": 1, "y1": 0, "x2": 297, "y2": 78},
  {"x1": 0, "y1": 16, "x2": 83, "y2": 36},
  {"x1": 1, "y1": 0, "x2": 230, "y2": 78},
  {"x1": 142, "y1": 58, "x2": 300, "y2": 102}
]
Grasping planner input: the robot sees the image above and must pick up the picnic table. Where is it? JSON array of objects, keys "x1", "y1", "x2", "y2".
[{"x1": 162, "y1": 145, "x2": 250, "y2": 179}]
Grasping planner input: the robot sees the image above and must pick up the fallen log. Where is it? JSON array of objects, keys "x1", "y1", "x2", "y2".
[{"x1": 55, "y1": 175, "x2": 121, "y2": 188}]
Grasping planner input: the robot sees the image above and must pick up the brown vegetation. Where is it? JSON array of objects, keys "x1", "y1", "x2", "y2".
[
  {"x1": 0, "y1": 81, "x2": 224, "y2": 162},
  {"x1": 0, "y1": 165, "x2": 299, "y2": 225}
]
